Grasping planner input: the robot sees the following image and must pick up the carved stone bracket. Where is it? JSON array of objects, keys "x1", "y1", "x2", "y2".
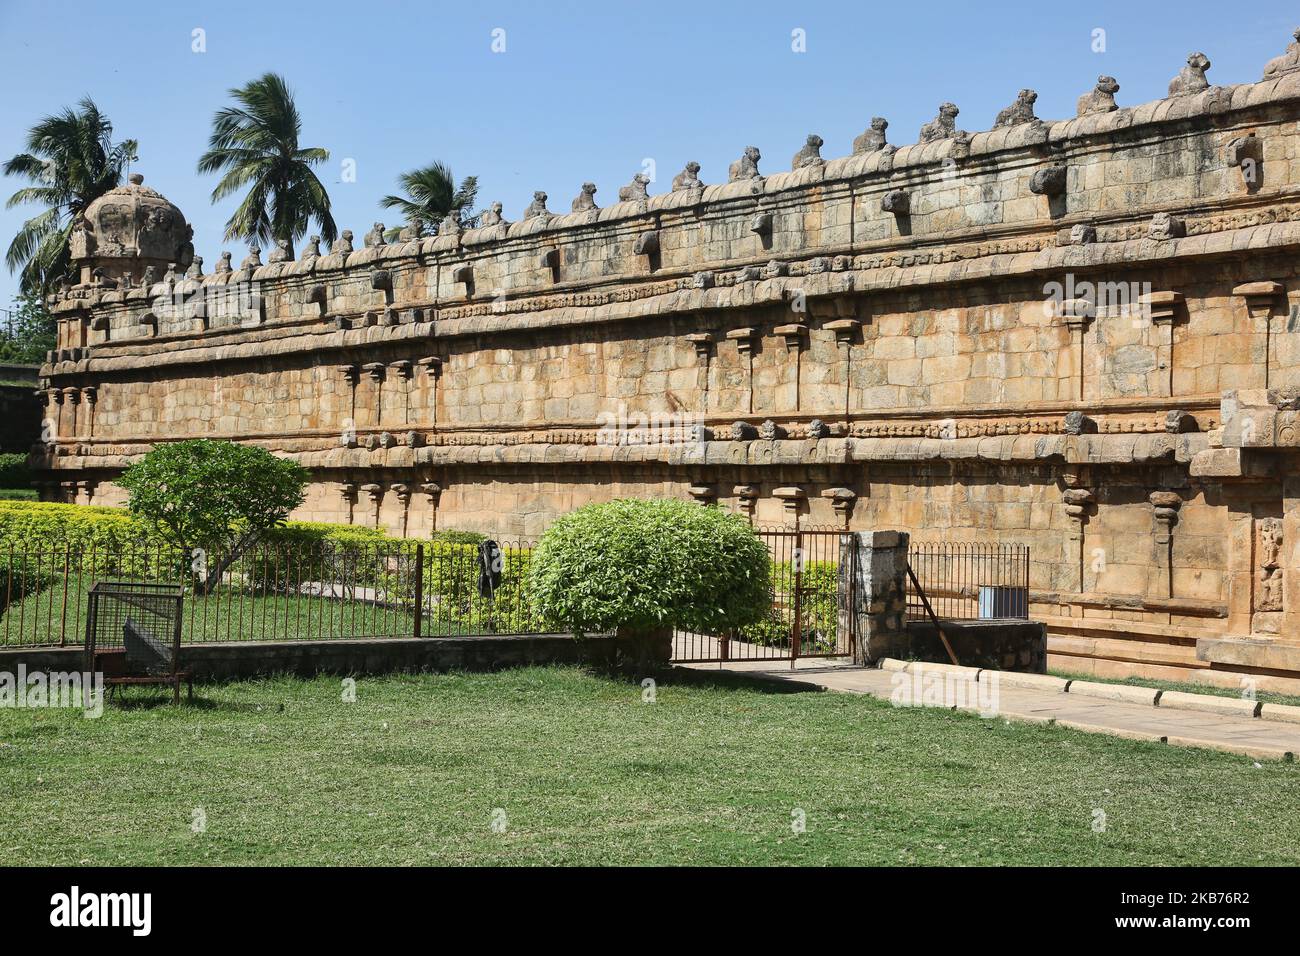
[
  {"x1": 824, "y1": 318, "x2": 861, "y2": 346},
  {"x1": 821, "y1": 487, "x2": 857, "y2": 527},
  {"x1": 688, "y1": 484, "x2": 718, "y2": 505},
  {"x1": 775, "y1": 323, "x2": 808, "y2": 353},
  {"x1": 685, "y1": 332, "x2": 713, "y2": 362},
  {"x1": 773, "y1": 485, "x2": 805, "y2": 524}
]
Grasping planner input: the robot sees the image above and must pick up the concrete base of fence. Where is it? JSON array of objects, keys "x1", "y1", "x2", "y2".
[
  {"x1": 0, "y1": 633, "x2": 616, "y2": 681},
  {"x1": 896, "y1": 619, "x2": 1048, "y2": 673}
]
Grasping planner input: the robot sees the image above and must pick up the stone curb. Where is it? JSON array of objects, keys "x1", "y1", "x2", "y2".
[
  {"x1": 1158, "y1": 690, "x2": 1261, "y2": 718},
  {"x1": 1260, "y1": 702, "x2": 1300, "y2": 724},
  {"x1": 1061, "y1": 680, "x2": 1162, "y2": 705},
  {"x1": 980, "y1": 671, "x2": 1070, "y2": 692}
]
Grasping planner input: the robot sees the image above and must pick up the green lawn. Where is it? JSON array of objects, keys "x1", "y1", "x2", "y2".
[
  {"x1": 0, "y1": 666, "x2": 1296, "y2": 865},
  {"x1": 1, "y1": 583, "x2": 417, "y2": 645}
]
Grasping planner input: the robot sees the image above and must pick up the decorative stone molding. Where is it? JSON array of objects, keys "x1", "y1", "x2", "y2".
[
  {"x1": 1063, "y1": 411, "x2": 1096, "y2": 435},
  {"x1": 727, "y1": 327, "x2": 758, "y2": 356},
  {"x1": 691, "y1": 270, "x2": 715, "y2": 290},
  {"x1": 774, "y1": 323, "x2": 808, "y2": 352},
  {"x1": 772, "y1": 485, "x2": 805, "y2": 524},
  {"x1": 1148, "y1": 213, "x2": 1186, "y2": 241},
  {"x1": 733, "y1": 484, "x2": 759, "y2": 522},
  {"x1": 688, "y1": 484, "x2": 718, "y2": 505},
  {"x1": 758, "y1": 419, "x2": 783, "y2": 441},
  {"x1": 1029, "y1": 165, "x2": 1067, "y2": 196},
  {"x1": 1165, "y1": 409, "x2": 1197, "y2": 433},
  {"x1": 729, "y1": 421, "x2": 757, "y2": 440},
  {"x1": 633, "y1": 230, "x2": 660, "y2": 256},
  {"x1": 821, "y1": 486, "x2": 857, "y2": 526},
  {"x1": 825, "y1": 318, "x2": 861, "y2": 346},
  {"x1": 1138, "y1": 290, "x2": 1183, "y2": 325},
  {"x1": 1233, "y1": 281, "x2": 1283, "y2": 317},
  {"x1": 1069, "y1": 222, "x2": 1097, "y2": 245},
  {"x1": 881, "y1": 190, "x2": 910, "y2": 214},
  {"x1": 685, "y1": 332, "x2": 713, "y2": 362}
]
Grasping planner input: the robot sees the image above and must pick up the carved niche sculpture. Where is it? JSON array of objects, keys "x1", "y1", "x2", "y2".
[
  {"x1": 618, "y1": 173, "x2": 650, "y2": 202},
  {"x1": 1077, "y1": 76, "x2": 1120, "y2": 116},
  {"x1": 1168, "y1": 52, "x2": 1211, "y2": 96},
  {"x1": 522, "y1": 192, "x2": 550, "y2": 220},
  {"x1": 919, "y1": 103, "x2": 963, "y2": 143},
  {"x1": 728, "y1": 146, "x2": 762, "y2": 182},
  {"x1": 363, "y1": 222, "x2": 386, "y2": 248},
  {"x1": 791, "y1": 134, "x2": 824, "y2": 170},
  {"x1": 571, "y1": 182, "x2": 599, "y2": 213},
  {"x1": 1263, "y1": 27, "x2": 1300, "y2": 78},
  {"x1": 1257, "y1": 517, "x2": 1284, "y2": 612},
  {"x1": 672, "y1": 161, "x2": 703, "y2": 191},
  {"x1": 852, "y1": 117, "x2": 889, "y2": 154},
  {"x1": 994, "y1": 89, "x2": 1039, "y2": 127}
]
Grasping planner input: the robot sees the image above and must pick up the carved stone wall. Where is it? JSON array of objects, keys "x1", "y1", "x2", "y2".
[{"x1": 33, "y1": 33, "x2": 1300, "y2": 691}]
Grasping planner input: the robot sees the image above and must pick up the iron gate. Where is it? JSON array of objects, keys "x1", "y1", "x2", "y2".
[{"x1": 672, "y1": 528, "x2": 856, "y2": 663}]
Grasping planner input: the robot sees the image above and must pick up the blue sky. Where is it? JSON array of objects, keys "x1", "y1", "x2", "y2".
[{"x1": 1, "y1": 0, "x2": 1296, "y2": 307}]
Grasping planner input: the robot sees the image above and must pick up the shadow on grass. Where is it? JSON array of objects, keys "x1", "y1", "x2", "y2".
[{"x1": 609, "y1": 663, "x2": 824, "y2": 695}]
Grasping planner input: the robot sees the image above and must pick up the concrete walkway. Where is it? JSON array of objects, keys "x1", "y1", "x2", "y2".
[{"x1": 677, "y1": 658, "x2": 1300, "y2": 760}]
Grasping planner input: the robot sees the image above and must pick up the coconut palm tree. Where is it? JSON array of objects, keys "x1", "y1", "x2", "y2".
[
  {"x1": 380, "y1": 162, "x2": 478, "y2": 239},
  {"x1": 3, "y1": 97, "x2": 138, "y2": 295},
  {"x1": 197, "y1": 72, "x2": 336, "y2": 254}
]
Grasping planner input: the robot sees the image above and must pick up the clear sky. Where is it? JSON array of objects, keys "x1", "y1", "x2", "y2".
[{"x1": 1, "y1": 0, "x2": 1297, "y2": 307}]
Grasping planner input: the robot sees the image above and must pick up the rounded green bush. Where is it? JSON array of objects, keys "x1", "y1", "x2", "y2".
[{"x1": 529, "y1": 498, "x2": 771, "y2": 635}]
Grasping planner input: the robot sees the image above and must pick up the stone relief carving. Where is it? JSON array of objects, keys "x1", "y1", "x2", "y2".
[
  {"x1": 919, "y1": 103, "x2": 964, "y2": 143},
  {"x1": 1077, "y1": 76, "x2": 1120, "y2": 116},
  {"x1": 671, "y1": 161, "x2": 703, "y2": 191},
  {"x1": 522, "y1": 192, "x2": 550, "y2": 220},
  {"x1": 617, "y1": 173, "x2": 650, "y2": 202},
  {"x1": 853, "y1": 117, "x2": 889, "y2": 155},
  {"x1": 994, "y1": 89, "x2": 1039, "y2": 127},
  {"x1": 1168, "y1": 52, "x2": 1211, "y2": 96},
  {"x1": 571, "y1": 183, "x2": 599, "y2": 213},
  {"x1": 1263, "y1": 27, "x2": 1300, "y2": 78},
  {"x1": 1258, "y1": 517, "x2": 1284, "y2": 612},
  {"x1": 1148, "y1": 212, "x2": 1186, "y2": 241},
  {"x1": 791, "y1": 134, "x2": 825, "y2": 170},
  {"x1": 728, "y1": 146, "x2": 762, "y2": 182},
  {"x1": 331, "y1": 230, "x2": 354, "y2": 255}
]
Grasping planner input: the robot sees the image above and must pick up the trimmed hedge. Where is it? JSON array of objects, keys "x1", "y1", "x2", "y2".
[{"x1": 529, "y1": 499, "x2": 771, "y2": 635}]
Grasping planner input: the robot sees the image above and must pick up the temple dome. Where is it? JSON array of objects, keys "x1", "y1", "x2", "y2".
[{"x1": 71, "y1": 173, "x2": 192, "y2": 285}]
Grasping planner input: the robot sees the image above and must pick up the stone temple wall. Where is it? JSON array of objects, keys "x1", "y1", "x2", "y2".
[{"x1": 33, "y1": 34, "x2": 1300, "y2": 690}]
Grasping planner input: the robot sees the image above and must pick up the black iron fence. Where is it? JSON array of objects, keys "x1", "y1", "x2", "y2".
[
  {"x1": 672, "y1": 528, "x2": 852, "y2": 663},
  {"x1": 0, "y1": 540, "x2": 542, "y2": 647},
  {"x1": 905, "y1": 542, "x2": 1030, "y2": 621}
]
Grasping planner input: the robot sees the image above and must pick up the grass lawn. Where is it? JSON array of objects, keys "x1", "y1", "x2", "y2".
[
  {"x1": 1, "y1": 666, "x2": 1297, "y2": 866},
  {"x1": 1, "y1": 582, "x2": 418, "y2": 645}
]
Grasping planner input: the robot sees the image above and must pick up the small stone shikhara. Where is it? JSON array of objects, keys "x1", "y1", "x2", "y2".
[{"x1": 33, "y1": 29, "x2": 1300, "y2": 691}]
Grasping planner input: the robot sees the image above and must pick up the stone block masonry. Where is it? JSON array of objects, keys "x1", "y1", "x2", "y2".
[{"x1": 31, "y1": 30, "x2": 1300, "y2": 690}]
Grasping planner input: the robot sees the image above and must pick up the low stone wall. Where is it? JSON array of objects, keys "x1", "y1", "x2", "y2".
[
  {"x1": 899, "y1": 620, "x2": 1048, "y2": 673},
  {"x1": 0, "y1": 633, "x2": 615, "y2": 681}
]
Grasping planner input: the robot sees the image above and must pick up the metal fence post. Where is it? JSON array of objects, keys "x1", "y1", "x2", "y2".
[{"x1": 413, "y1": 543, "x2": 424, "y2": 639}]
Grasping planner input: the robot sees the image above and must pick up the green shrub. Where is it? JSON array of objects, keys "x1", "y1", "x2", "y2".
[
  {"x1": 529, "y1": 499, "x2": 771, "y2": 635},
  {"x1": 0, "y1": 453, "x2": 31, "y2": 489}
]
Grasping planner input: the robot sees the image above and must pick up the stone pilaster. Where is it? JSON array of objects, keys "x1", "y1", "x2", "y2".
[
  {"x1": 685, "y1": 332, "x2": 713, "y2": 414},
  {"x1": 1148, "y1": 491, "x2": 1182, "y2": 600},
  {"x1": 1060, "y1": 471, "x2": 1094, "y2": 595},
  {"x1": 420, "y1": 481, "x2": 443, "y2": 533},
  {"x1": 775, "y1": 323, "x2": 808, "y2": 412},
  {"x1": 1139, "y1": 290, "x2": 1183, "y2": 397},
  {"x1": 773, "y1": 485, "x2": 805, "y2": 527},
  {"x1": 1233, "y1": 281, "x2": 1284, "y2": 389},
  {"x1": 732, "y1": 484, "x2": 759, "y2": 524},
  {"x1": 1054, "y1": 298, "x2": 1094, "y2": 402},
  {"x1": 362, "y1": 363, "x2": 386, "y2": 428},
  {"x1": 726, "y1": 327, "x2": 758, "y2": 414},
  {"x1": 388, "y1": 360, "x2": 413, "y2": 427}
]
